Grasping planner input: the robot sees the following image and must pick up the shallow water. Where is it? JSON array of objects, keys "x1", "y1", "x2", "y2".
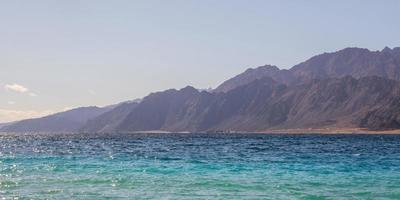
[{"x1": 0, "y1": 133, "x2": 399, "y2": 199}]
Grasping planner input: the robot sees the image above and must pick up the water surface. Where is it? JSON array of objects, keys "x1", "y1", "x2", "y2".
[{"x1": 1, "y1": 133, "x2": 399, "y2": 199}]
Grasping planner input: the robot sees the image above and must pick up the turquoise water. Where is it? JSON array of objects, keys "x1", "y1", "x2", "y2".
[{"x1": 0, "y1": 133, "x2": 400, "y2": 199}]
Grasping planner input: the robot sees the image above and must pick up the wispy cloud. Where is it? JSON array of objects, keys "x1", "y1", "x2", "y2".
[
  {"x1": 0, "y1": 109, "x2": 54, "y2": 123},
  {"x1": 5, "y1": 84, "x2": 28, "y2": 93},
  {"x1": 28, "y1": 92, "x2": 38, "y2": 97},
  {"x1": 7, "y1": 101, "x2": 16, "y2": 105},
  {"x1": 4, "y1": 83, "x2": 38, "y2": 97}
]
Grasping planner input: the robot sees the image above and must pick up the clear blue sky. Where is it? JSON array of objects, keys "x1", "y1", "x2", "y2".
[{"x1": 1, "y1": 0, "x2": 400, "y2": 122}]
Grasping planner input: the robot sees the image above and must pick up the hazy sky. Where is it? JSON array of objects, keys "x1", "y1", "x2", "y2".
[{"x1": 1, "y1": 0, "x2": 400, "y2": 122}]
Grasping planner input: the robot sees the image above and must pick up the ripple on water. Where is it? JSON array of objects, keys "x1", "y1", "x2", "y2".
[{"x1": 0, "y1": 133, "x2": 399, "y2": 199}]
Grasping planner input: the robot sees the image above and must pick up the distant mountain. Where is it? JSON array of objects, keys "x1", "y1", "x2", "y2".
[
  {"x1": 1, "y1": 106, "x2": 111, "y2": 133},
  {"x1": 0, "y1": 122, "x2": 13, "y2": 130},
  {"x1": 214, "y1": 65, "x2": 294, "y2": 93},
  {"x1": 275, "y1": 76, "x2": 400, "y2": 130},
  {"x1": 291, "y1": 47, "x2": 400, "y2": 82},
  {"x1": 88, "y1": 76, "x2": 400, "y2": 132},
  {"x1": 5, "y1": 47, "x2": 400, "y2": 133},
  {"x1": 81, "y1": 101, "x2": 139, "y2": 133},
  {"x1": 215, "y1": 47, "x2": 400, "y2": 93},
  {"x1": 115, "y1": 86, "x2": 206, "y2": 132},
  {"x1": 359, "y1": 95, "x2": 400, "y2": 130}
]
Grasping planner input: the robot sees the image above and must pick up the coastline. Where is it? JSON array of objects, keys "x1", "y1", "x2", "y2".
[
  {"x1": 2, "y1": 128, "x2": 400, "y2": 135},
  {"x1": 259, "y1": 128, "x2": 400, "y2": 134}
]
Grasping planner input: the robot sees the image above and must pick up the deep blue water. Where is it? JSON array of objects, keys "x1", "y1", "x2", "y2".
[{"x1": 1, "y1": 133, "x2": 400, "y2": 199}]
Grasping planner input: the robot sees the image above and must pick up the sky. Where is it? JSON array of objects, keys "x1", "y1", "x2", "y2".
[{"x1": 1, "y1": 0, "x2": 400, "y2": 123}]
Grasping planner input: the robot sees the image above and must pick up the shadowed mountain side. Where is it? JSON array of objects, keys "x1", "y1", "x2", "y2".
[
  {"x1": 275, "y1": 76, "x2": 400, "y2": 129},
  {"x1": 81, "y1": 101, "x2": 139, "y2": 133},
  {"x1": 1, "y1": 106, "x2": 111, "y2": 132},
  {"x1": 103, "y1": 76, "x2": 400, "y2": 132},
  {"x1": 116, "y1": 86, "x2": 208, "y2": 132},
  {"x1": 112, "y1": 78, "x2": 288, "y2": 132},
  {"x1": 359, "y1": 96, "x2": 400, "y2": 130}
]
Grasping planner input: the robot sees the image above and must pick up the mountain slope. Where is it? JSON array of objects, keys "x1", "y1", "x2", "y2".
[
  {"x1": 115, "y1": 79, "x2": 285, "y2": 132},
  {"x1": 214, "y1": 65, "x2": 294, "y2": 93},
  {"x1": 275, "y1": 76, "x2": 400, "y2": 129},
  {"x1": 291, "y1": 47, "x2": 400, "y2": 82},
  {"x1": 81, "y1": 101, "x2": 139, "y2": 133},
  {"x1": 5, "y1": 47, "x2": 400, "y2": 133},
  {"x1": 215, "y1": 47, "x2": 400, "y2": 93},
  {"x1": 116, "y1": 86, "x2": 207, "y2": 132},
  {"x1": 1, "y1": 106, "x2": 111, "y2": 133},
  {"x1": 0, "y1": 122, "x2": 13, "y2": 130},
  {"x1": 110, "y1": 75, "x2": 400, "y2": 132},
  {"x1": 359, "y1": 95, "x2": 400, "y2": 130}
]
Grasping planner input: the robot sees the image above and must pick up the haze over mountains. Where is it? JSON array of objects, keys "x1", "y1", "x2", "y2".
[
  {"x1": 1, "y1": 107, "x2": 111, "y2": 132},
  {"x1": 2, "y1": 47, "x2": 400, "y2": 133},
  {"x1": 0, "y1": 122, "x2": 13, "y2": 130}
]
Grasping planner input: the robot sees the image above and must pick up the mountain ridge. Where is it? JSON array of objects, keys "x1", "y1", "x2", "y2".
[
  {"x1": 214, "y1": 47, "x2": 400, "y2": 93},
  {"x1": 3, "y1": 46, "x2": 400, "y2": 133}
]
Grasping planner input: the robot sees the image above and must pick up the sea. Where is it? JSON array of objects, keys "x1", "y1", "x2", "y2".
[{"x1": 0, "y1": 133, "x2": 399, "y2": 199}]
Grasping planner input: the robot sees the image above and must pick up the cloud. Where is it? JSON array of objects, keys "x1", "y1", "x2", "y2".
[
  {"x1": 4, "y1": 84, "x2": 38, "y2": 97},
  {"x1": 0, "y1": 109, "x2": 54, "y2": 123},
  {"x1": 7, "y1": 101, "x2": 16, "y2": 105},
  {"x1": 5, "y1": 84, "x2": 28, "y2": 93},
  {"x1": 28, "y1": 92, "x2": 38, "y2": 97}
]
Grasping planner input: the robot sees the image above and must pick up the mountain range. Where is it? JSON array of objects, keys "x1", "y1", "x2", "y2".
[
  {"x1": 0, "y1": 122, "x2": 13, "y2": 130},
  {"x1": 215, "y1": 47, "x2": 400, "y2": 92},
  {"x1": 2, "y1": 47, "x2": 400, "y2": 133},
  {"x1": 1, "y1": 106, "x2": 111, "y2": 133}
]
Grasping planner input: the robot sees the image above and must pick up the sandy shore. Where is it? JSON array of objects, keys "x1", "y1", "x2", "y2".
[{"x1": 258, "y1": 128, "x2": 400, "y2": 134}]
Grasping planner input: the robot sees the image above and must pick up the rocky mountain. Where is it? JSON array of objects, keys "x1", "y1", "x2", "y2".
[
  {"x1": 115, "y1": 86, "x2": 207, "y2": 132},
  {"x1": 81, "y1": 101, "x2": 139, "y2": 133},
  {"x1": 0, "y1": 122, "x2": 13, "y2": 130},
  {"x1": 5, "y1": 47, "x2": 400, "y2": 133},
  {"x1": 291, "y1": 47, "x2": 400, "y2": 82},
  {"x1": 359, "y1": 95, "x2": 400, "y2": 130},
  {"x1": 85, "y1": 76, "x2": 400, "y2": 132},
  {"x1": 215, "y1": 47, "x2": 400, "y2": 93},
  {"x1": 72, "y1": 47, "x2": 400, "y2": 132},
  {"x1": 1, "y1": 106, "x2": 111, "y2": 133},
  {"x1": 275, "y1": 76, "x2": 400, "y2": 130},
  {"x1": 214, "y1": 65, "x2": 294, "y2": 93}
]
